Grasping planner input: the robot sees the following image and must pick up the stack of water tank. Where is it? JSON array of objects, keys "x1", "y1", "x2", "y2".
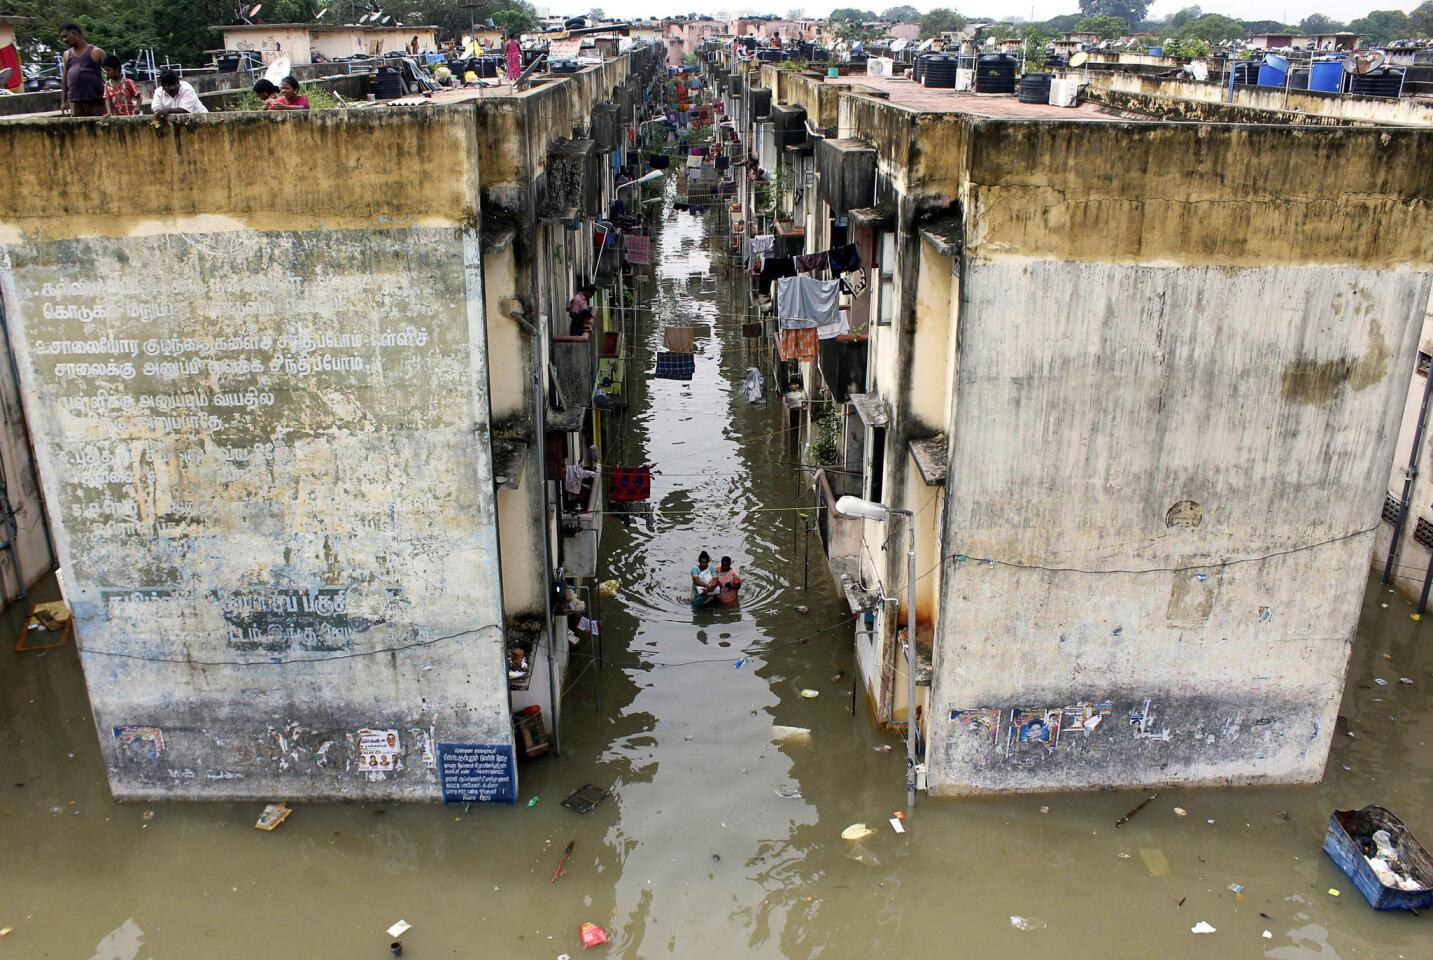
[
  {"x1": 1350, "y1": 67, "x2": 1403, "y2": 97},
  {"x1": 922, "y1": 54, "x2": 957, "y2": 88},
  {"x1": 974, "y1": 53, "x2": 1017, "y2": 93},
  {"x1": 1018, "y1": 72, "x2": 1053, "y2": 103}
]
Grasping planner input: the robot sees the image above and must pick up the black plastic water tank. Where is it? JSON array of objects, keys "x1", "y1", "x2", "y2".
[
  {"x1": 810, "y1": 46, "x2": 829, "y2": 63},
  {"x1": 1287, "y1": 66, "x2": 1310, "y2": 90},
  {"x1": 1232, "y1": 61, "x2": 1260, "y2": 85},
  {"x1": 758, "y1": 49, "x2": 783, "y2": 63},
  {"x1": 922, "y1": 55, "x2": 957, "y2": 89},
  {"x1": 372, "y1": 67, "x2": 403, "y2": 99},
  {"x1": 550, "y1": 59, "x2": 579, "y2": 74},
  {"x1": 1018, "y1": 72, "x2": 1053, "y2": 103},
  {"x1": 974, "y1": 54, "x2": 1017, "y2": 94},
  {"x1": 1350, "y1": 67, "x2": 1403, "y2": 97}
]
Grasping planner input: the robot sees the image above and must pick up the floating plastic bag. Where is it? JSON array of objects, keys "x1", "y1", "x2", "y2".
[{"x1": 580, "y1": 922, "x2": 609, "y2": 948}]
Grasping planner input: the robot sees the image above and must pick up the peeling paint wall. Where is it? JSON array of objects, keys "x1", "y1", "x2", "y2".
[
  {"x1": 0, "y1": 108, "x2": 513, "y2": 801},
  {"x1": 929, "y1": 120, "x2": 1433, "y2": 796}
]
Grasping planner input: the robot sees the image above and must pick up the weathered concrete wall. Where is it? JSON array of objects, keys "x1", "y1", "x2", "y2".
[
  {"x1": 0, "y1": 108, "x2": 515, "y2": 801},
  {"x1": 1372, "y1": 301, "x2": 1433, "y2": 601},
  {"x1": 0, "y1": 311, "x2": 55, "y2": 604},
  {"x1": 929, "y1": 120, "x2": 1433, "y2": 795},
  {"x1": 1083, "y1": 70, "x2": 1433, "y2": 127}
]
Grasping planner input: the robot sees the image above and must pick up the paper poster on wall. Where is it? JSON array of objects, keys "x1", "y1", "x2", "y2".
[
  {"x1": 113, "y1": 726, "x2": 165, "y2": 758},
  {"x1": 357, "y1": 728, "x2": 403, "y2": 774},
  {"x1": 1062, "y1": 702, "x2": 1113, "y2": 734},
  {"x1": 1005, "y1": 708, "x2": 1062, "y2": 756},
  {"x1": 437, "y1": 742, "x2": 517, "y2": 803},
  {"x1": 949, "y1": 708, "x2": 1001, "y2": 746}
]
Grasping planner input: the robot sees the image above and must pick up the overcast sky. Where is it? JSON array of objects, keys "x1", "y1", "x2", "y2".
[{"x1": 562, "y1": 2, "x2": 1424, "y2": 25}]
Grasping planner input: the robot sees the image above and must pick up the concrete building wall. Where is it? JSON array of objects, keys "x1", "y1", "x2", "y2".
[
  {"x1": 1372, "y1": 306, "x2": 1433, "y2": 600},
  {"x1": 0, "y1": 108, "x2": 514, "y2": 801},
  {"x1": 0, "y1": 316, "x2": 55, "y2": 604},
  {"x1": 929, "y1": 121, "x2": 1433, "y2": 795},
  {"x1": 219, "y1": 26, "x2": 314, "y2": 63}
]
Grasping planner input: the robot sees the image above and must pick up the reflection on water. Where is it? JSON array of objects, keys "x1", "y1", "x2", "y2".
[{"x1": 2, "y1": 196, "x2": 1432, "y2": 960}]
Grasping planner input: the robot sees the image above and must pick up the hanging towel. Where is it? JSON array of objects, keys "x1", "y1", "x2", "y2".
[
  {"x1": 686, "y1": 153, "x2": 704, "y2": 169},
  {"x1": 715, "y1": 154, "x2": 730, "y2": 170},
  {"x1": 816, "y1": 311, "x2": 851, "y2": 340},
  {"x1": 624, "y1": 234, "x2": 652, "y2": 265},
  {"x1": 775, "y1": 276, "x2": 842, "y2": 327},
  {"x1": 839, "y1": 267, "x2": 868, "y2": 298},
  {"x1": 655, "y1": 352, "x2": 695, "y2": 381},
  {"x1": 777, "y1": 328, "x2": 819, "y2": 363},
  {"x1": 750, "y1": 234, "x2": 775, "y2": 255},
  {"x1": 648, "y1": 154, "x2": 671, "y2": 169},
  {"x1": 742, "y1": 322, "x2": 764, "y2": 339},
  {"x1": 828, "y1": 243, "x2": 861, "y2": 272},
  {"x1": 662, "y1": 325, "x2": 695, "y2": 354},
  {"x1": 607, "y1": 466, "x2": 652, "y2": 502},
  {"x1": 743, "y1": 367, "x2": 765, "y2": 404}
]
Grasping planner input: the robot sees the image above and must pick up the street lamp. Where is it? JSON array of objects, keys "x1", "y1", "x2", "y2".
[
  {"x1": 618, "y1": 169, "x2": 666, "y2": 191},
  {"x1": 835, "y1": 495, "x2": 918, "y2": 810}
]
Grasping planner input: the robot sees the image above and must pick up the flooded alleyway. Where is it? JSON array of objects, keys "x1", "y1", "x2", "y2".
[{"x1": 3, "y1": 194, "x2": 1433, "y2": 960}]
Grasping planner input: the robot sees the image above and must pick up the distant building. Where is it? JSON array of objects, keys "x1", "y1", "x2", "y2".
[
  {"x1": 1300, "y1": 32, "x2": 1362, "y2": 52},
  {"x1": 1248, "y1": 33, "x2": 1297, "y2": 50}
]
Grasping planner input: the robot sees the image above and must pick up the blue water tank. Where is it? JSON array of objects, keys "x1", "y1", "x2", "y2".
[
  {"x1": 1309, "y1": 59, "x2": 1344, "y2": 93},
  {"x1": 1148, "y1": 46, "x2": 1163, "y2": 56},
  {"x1": 1257, "y1": 54, "x2": 1288, "y2": 87}
]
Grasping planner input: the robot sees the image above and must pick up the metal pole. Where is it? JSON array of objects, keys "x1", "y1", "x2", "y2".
[
  {"x1": 903, "y1": 512, "x2": 917, "y2": 810},
  {"x1": 801, "y1": 511, "x2": 809, "y2": 591},
  {"x1": 1419, "y1": 548, "x2": 1433, "y2": 615},
  {"x1": 1386, "y1": 362, "x2": 1433, "y2": 583}
]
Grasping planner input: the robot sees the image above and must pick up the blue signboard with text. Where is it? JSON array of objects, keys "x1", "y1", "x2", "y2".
[{"x1": 437, "y1": 742, "x2": 517, "y2": 804}]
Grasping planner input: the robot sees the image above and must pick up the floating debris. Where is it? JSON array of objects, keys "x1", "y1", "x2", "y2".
[
  {"x1": 1010, "y1": 916, "x2": 1046, "y2": 931},
  {"x1": 1190, "y1": 921, "x2": 1216, "y2": 934},
  {"x1": 255, "y1": 803, "x2": 291, "y2": 831},
  {"x1": 841, "y1": 823, "x2": 876, "y2": 841},
  {"x1": 1115, "y1": 792, "x2": 1158, "y2": 828}
]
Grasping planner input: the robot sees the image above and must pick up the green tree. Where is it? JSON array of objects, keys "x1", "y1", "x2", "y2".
[
  {"x1": 1348, "y1": 10, "x2": 1413, "y2": 45},
  {"x1": 1175, "y1": 13, "x2": 1244, "y2": 43},
  {"x1": 919, "y1": 7, "x2": 966, "y2": 38},
  {"x1": 1077, "y1": 0, "x2": 1149, "y2": 28},
  {"x1": 1298, "y1": 13, "x2": 1345, "y2": 35},
  {"x1": 1074, "y1": 14, "x2": 1128, "y2": 39},
  {"x1": 1045, "y1": 14, "x2": 1085, "y2": 32},
  {"x1": 1240, "y1": 20, "x2": 1295, "y2": 35},
  {"x1": 881, "y1": 5, "x2": 921, "y2": 22},
  {"x1": 1162, "y1": 35, "x2": 1211, "y2": 57},
  {"x1": 1413, "y1": 2, "x2": 1433, "y2": 36},
  {"x1": 829, "y1": 7, "x2": 876, "y2": 21},
  {"x1": 1167, "y1": 6, "x2": 1201, "y2": 30}
]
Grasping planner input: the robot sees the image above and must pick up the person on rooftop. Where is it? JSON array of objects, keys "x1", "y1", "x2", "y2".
[
  {"x1": 101, "y1": 55, "x2": 140, "y2": 117},
  {"x1": 265, "y1": 76, "x2": 309, "y2": 111},
  {"x1": 59, "y1": 23, "x2": 106, "y2": 117},
  {"x1": 252, "y1": 78, "x2": 279, "y2": 102},
  {"x1": 151, "y1": 70, "x2": 208, "y2": 119}
]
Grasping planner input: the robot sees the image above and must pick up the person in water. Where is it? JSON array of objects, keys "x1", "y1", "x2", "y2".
[
  {"x1": 691, "y1": 551, "x2": 718, "y2": 607},
  {"x1": 714, "y1": 556, "x2": 742, "y2": 606}
]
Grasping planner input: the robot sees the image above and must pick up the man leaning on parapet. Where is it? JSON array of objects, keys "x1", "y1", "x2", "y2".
[{"x1": 59, "y1": 23, "x2": 106, "y2": 117}]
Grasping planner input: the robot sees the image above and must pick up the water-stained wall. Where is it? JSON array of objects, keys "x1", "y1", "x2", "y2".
[
  {"x1": 0, "y1": 108, "x2": 513, "y2": 800},
  {"x1": 929, "y1": 120, "x2": 1433, "y2": 795}
]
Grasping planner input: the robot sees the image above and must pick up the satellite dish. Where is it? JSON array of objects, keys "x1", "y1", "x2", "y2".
[
  {"x1": 315, "y1": 7, "x2": 329, "y2": 20},
  {"x1": 381, "y1": 15, "x2": 393, "y2": 25},
  {"x1": 890, "y1": 38, "x2": 908, "y2": 53},
  {"x1": 264, "y1": 56, "x2": 290, "y2": 84},
  {"x1": 1069, "y1": 51, "x2": 1088, "y2": 67},
  {"x1": 1188, "y1": 59, "x2": 1208, "y2": 81},
  {"x1": 1344, "y1": 50, "x2": 1384, "y2": 74},
  {"x1": 249, "y1": 3, "x2": 263, "y2": 17}
]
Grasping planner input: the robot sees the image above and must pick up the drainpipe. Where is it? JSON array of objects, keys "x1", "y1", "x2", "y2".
[{"x1": 1386, "y1": 362, "x2": 1433, "y2": 585}]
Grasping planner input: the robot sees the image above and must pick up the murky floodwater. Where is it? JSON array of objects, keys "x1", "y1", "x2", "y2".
[{"x1": 4, "y1": 195, "x2": 1433, "y2": 959}]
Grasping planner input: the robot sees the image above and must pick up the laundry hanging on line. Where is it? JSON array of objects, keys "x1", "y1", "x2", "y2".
[
  {"x1": 624, "y1": 234, "x2": 652, "y2": 265},
  {"x1": 750, "y1": 235, "x2": 775, "y2": 255},
  {"x1": 778, "y1": 328, "x2": 819, "y2": 363},
  {"x1": 795, "y1": 251, "x2": 829, "y2": 274},
  {"x1": 607, "y1": 466, "x2": 652, "y2": 503},
  {"x1": 654, "y1": 352, "x2": 695, "y2": 381},
  {"x1": 741, "y1": 322, "x2": 764, "y2": 339},
  {"x1": 775, "y1": 276, "x2": 842, "y2": 328},
  {"x1": 828, "y1": 243, "x2": 861, "y2": 272},
  {"x1": 662, "y1": 325, "x2": 695, "y2": 354},
  {"x1": 839, "y1": 267, "x2": 868, "y2": 298}
]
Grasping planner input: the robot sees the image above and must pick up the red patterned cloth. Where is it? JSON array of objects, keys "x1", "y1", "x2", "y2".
[
  {"x1": 624, "y1": 234, "x2": 651, "y2": 265},
  {"x1": 607, "y1": 466, "x2": 651, "y2": 502},
  {"x1": 778, "y1": 328, "x2": 818, "y2": 363}
]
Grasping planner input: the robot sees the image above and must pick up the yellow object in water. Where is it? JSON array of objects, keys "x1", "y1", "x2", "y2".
[{"x1": 842, "y1": 823, "x2": 875, "y2": 841}]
